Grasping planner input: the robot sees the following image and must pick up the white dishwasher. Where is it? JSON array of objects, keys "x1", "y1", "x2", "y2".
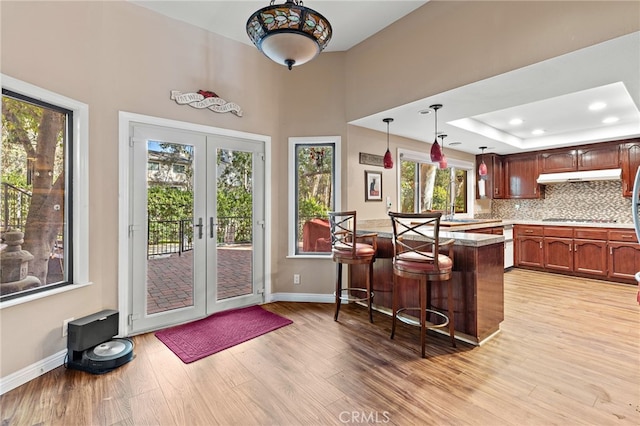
[{"x1": 503, "y1": 225, "x2": 514, "y2": 269}]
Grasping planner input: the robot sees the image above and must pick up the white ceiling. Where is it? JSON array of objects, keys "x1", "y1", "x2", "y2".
[{"x1": 130, "y1": 1, "x2": 640, "y2": 156}]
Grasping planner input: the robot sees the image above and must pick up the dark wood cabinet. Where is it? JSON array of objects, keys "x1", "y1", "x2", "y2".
[
  {"x1": 577, "y1": 144, "x2": 620, "y2": 171},
  {"x1": 608, "y1": 229, "x2": 640, "y2": 281},
  {"x1": 573, "y1": 239, "x2": 608, "y2": 277},
  {"x1": 544, "y1": 237, "x2": 573, "y2": 271},
  {"x1": 539, "y1": 149, "x2": 577, "y2": 173},
  {"x1": 514, "y1": 225, "x2": 543, "y2": 268},
  {"x1": 539, "y1": 143, "x2": 620, "y2": 174},
  {"x1": 505, "y1": 153, "x2": 543, "y2": 199},
  {"x1": 620, "y1": 139, "x2": 640, "y2": 197},
  {"x1": 476, "y1": 153, "x2": 504, "y2": 199},
  {"x1": 608, "y1": 242, "x2": 640, "y2": 281}
]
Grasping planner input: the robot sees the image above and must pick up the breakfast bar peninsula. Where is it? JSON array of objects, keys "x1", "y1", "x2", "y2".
[{"x1": 354, "y1": 220, "x2": 505, "y2": 345}]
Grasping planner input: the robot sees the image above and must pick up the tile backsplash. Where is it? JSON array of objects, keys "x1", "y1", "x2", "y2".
[{"x1": 489, "y1": 180, "x2": 632, "y2": 223}]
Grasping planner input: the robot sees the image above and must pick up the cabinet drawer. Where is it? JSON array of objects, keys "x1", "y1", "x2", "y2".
[
  {"x1": 543, "y1": 226, "x2": 573, "y2": 238},
  {"x1": 608, "y1": 230, "x2": 638, "y2": 243},
  {"x1": 574, "y1": 228, "x2": 608, "y2": 240},
  {"x1": 515, "y1": 225, "x2": 543, "y2": 236}
]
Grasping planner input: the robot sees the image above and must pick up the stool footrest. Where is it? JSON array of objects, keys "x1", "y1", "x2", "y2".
[
  {"x1": 334, "y1": 288, "x2": 374, "y2": 303},
  {"x1": 396, "y1": 308, "x2": 450, "y2": 329}
]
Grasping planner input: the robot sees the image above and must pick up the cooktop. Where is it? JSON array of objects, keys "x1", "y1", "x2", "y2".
[{"x1": 542, "y1": 218, "x2": 617, "y2": 223}]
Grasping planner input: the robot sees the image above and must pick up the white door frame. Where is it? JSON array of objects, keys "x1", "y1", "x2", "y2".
[{"x1": 117, "y1": 111, "x2": 272, "y2": 336}]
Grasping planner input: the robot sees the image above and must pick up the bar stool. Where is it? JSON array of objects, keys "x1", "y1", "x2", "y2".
[
  {"x1": 388, "y1": 211, "x2": 456, "y2": 357},
  {"x1": 328, "y1": 211, "x2": 377, "y2": 323}
]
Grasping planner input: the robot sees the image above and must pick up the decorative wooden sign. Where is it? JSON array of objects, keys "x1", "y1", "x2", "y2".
[
  {"x1": 359, "y1": 152, "x2": 384, "y2": 167},
  {"x1": 170, "y1": 90, "x2": 243, "y2": 117}
]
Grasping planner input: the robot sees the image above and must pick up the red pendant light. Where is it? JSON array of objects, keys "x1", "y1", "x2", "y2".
[
  {"x1": 478, "y1": 146, "x2": 488, "y2": 177},
  {"x1": 429, "y1": 104, "x2": 443, "y2": 162},
  {"x1": 383, "y1": 118, "x2": 394, "y2": 169},
  {"x1": 438, "y1": 134, "x2": 448, "y2": 169}
]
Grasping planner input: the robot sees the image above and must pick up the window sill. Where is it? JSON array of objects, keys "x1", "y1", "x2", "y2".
[{"x1": 0, "y1": 281, "x2": 94, "y2": 310}]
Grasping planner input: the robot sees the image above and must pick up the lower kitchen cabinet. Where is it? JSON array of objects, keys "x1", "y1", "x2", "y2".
[
  {"x1": 515, "y1": 224, "x2": 638, "y2": 284},
  {"x1": 514, "y1": 225, "x2": 544, "y2": 268},
  {"x1": 573, "y1": 239, "x2": 608, "y2": 277}
]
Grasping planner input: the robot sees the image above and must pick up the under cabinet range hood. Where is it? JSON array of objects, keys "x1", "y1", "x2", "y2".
[{"x1": 536, "y1": 168, "x2": 622, "y2": 184}]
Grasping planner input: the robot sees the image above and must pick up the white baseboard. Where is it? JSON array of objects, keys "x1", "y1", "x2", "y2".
[
  {"x1": 268, "y1": 292, "x2": 333, "y2": 303},
  {"x1": 0, "y1": 349, "x2": 67, "y2": 396}
]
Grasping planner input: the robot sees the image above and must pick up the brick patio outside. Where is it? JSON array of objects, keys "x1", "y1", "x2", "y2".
[{"x1": 146, "y1": 245, "x2": 252, "y2": 314}]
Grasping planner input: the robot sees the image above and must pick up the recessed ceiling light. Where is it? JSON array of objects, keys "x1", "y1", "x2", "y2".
[
  {"x1": 531, "y1": 129, "x2": 545, "y2": 135},
  {"x1": 449, "y1": 142, "x2": 461, "y2": 146},
  {"x1": 602, "y1": 116, "x2": 619, "y2": 124},
  {"x1": 418, "y1": 109, "x2": 432, "y2": 115},
  {"x1": 509, "y1": 118, "x2": 523, "y2": 125},
  {"x1": 588, "y1": 102, "x2": 607, "y2": 111}
]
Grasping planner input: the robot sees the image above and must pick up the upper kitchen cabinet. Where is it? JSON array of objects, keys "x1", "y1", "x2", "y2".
[
  {"x1": 504, "y1": 153, "x2": 544, "y2": 199},
  {"x1": 620, "y1": 138, "x2": 640, "y2": 197},
  {"x1": 476, "y1": 153, "x2": 504, "y2": 199},
  {"x1": 539, "y1": 142, "x2": 620, "y2": 174}
]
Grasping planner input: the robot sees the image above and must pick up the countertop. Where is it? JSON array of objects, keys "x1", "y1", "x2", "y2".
[{"x1": 357, "y1": 225, "x2": 505, "y2": 248}]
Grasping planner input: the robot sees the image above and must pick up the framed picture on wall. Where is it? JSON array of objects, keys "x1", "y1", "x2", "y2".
[{"x1": 365, "y1": 170, "x2": 382, "y2": 202}]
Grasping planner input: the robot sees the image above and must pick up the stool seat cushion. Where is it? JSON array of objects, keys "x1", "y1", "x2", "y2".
[
  {"x1": 395, "y1": 251, "x2": 452, "y2": 273},
  {"x1": 333, "y1": 242, "x2": 375, "y2": 258}
]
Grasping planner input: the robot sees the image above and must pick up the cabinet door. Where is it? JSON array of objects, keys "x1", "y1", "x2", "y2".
[
  {"x1": 620, "y1": 140, "x2": 640, "y2": 197},
  {"x1": 577, "y1": 144, "x2": 620, "y2": 171},
  {"x1": 539, "y1": 149, "x2": 577, "y2": 173},
  {"x1": 544, "y1": 238, "x2": 573, "y2": 271},
  {"x1": 608, "y1": 242, "x2": 640, "y2": 280},
  {"x1": 476, "y1": 153, "x2": 504, "y2": 200},
  {"x1": 516, "y1": 236, "x2": 544, "y2": 268},
  {"x1": 573, "y1": 239, "x2": 608, "y2": 277},
  {"x1": 505, "y1": 154, "x2": 542, "y2": 199}
]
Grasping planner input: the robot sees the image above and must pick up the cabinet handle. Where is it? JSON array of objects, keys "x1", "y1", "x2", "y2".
[
  {"x1": 574, "y1": 244, "x2": 577, "y2": 253},
  {"x1": 539, "y1": 241, "x2": 542, "y2": 249},
  {"x1": 525, "y1": 230, "x2": 533, "y2": 233},
  {"x1": 610, "y1": 247, "x2": 613, "y2": 255},
  {"x1": 569, "y1": 243, "x2": 572, "y2": 252},
  {"x1": 620, "y1": 234, "x2": 633, "y2": 239}
]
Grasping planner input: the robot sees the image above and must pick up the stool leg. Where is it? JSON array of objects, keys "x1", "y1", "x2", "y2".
[
  {"x1": 390, "y1": 273, "x2": 398, "y2": 339},
  {"x1": 334, "y1": 262, "x2": 342, "y2": 321},
  {"x1": 420, "y1": 278, "x2": 427, "y2": 358},
  {"x1": 448, "y1": 279, "x2": 456, "y2": 348},
  {"x1": 368, "y1": 261, "x2": 374, "y2": 323}
]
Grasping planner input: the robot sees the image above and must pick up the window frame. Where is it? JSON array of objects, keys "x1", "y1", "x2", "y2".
[
  {"x1": 397, "y1": 148, "x2": 475, "y2": 218},
  {"x1": 287, "y1": 136, "x2": 341, "y2": 258},
  {"x1": 1, "y1": 74, "x2": 91, "y2": 309}
]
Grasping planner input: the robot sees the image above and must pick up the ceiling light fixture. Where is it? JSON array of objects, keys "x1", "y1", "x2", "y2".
[
  {"x1": 532, "y1": 129, "x2": 545, "y2": 135},
  {"x1": 246, "y1": 0, "x2": 332, "y2": 70},
  {"x1": 383, "y1": 118, "x2": 394, "y2": 169},
  {"x1": 438, "y1": 134, "x2": 448, "y2": 169},
  {"x1": 429, "y1": 104, "x2": 443, "y2": 162},
  {"x1": 589, "y1": 102, "x2": 607, "y2": 111},
  {"x1": 603, "y1": 116, "x2": 620, "y2": 124},
  {"x1": 509, "y1": 118, "x2": 524, "y2": 126},
  {"x1": 478, "y1": 146, "x2": 488, "y2": 177}
]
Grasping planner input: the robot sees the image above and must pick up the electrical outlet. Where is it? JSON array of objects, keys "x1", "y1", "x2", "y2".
[
  {"x1": 293, "y1": 274, "x2": 301, "y2": 285},
  {"x1": 62, "y1": 318, "x2": 74, "y2": 338}
]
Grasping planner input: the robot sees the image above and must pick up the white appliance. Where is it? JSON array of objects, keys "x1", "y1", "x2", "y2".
[
  {"x1": 503, "y1": 225, "x2": 514, "y2": 269},
  {"x1": 537, "y1": 168, "x2": 622, "y2": 184},
  {"x1": 632, "y1": 166, "x2": 640, "y2": 304}
]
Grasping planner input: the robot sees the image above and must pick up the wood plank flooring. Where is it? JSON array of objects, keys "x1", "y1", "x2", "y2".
[{"x1": 2, "y1": 269, "x2": 639, "y2": 425}]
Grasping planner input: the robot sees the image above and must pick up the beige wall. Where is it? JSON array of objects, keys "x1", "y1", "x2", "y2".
[{"x1": 1, "y1": 0, "x2": 638, "y2": 379}]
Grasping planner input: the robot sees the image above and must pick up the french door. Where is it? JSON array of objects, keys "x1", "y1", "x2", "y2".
[{"x1": 129, "y1": 123, "x2": 264, "y2": 334}]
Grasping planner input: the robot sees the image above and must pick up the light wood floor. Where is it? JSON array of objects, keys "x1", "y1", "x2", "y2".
[{"x1": 2, "y1": 269, "x2": 639, "y2": 425}]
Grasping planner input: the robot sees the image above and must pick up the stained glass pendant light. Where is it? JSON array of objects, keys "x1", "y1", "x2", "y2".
[
  {"x1": 246, "y1": 0, "x2": 332, "y2": 70},
  {"x1": 430, "y1": 104, "x2": 443, "y2": 162},
  {"x1": 478, "y1": 146, "x2": 488, "y2": 177},
  {"x1": 438, "y1": 134, "x2": 448, "y2": 169},
  {"x1": 383, "y1": 118, "x2": 394, "y2": 169}
]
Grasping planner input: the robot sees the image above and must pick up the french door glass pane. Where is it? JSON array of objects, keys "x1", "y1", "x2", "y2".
[
  {"x1": 216, "y1": 148, "x2": 253, "y2": 300},
  {"x1": 146, "y1": 141, "x2": 194, "y2": 314}
]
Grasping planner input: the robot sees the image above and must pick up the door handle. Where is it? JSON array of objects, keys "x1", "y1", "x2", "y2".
[
  {"x1": 195, "y1": 217, "x2": 203, "y2": 239},
  {"x1": 210, "y1": 217, "x2": 216, "y2": 238}
]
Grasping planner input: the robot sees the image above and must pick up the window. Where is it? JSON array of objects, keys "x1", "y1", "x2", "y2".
[
  {"x1": 288, "y1": 136, "x2": 341, "y2": 256},
  {"x1": 399, "y1": 149, "x2": 473, "y2": 216},
  {"x1": 1, "y1": 75, "x2": 89, "y2": 305},
  {"x1": 147, "y1": 161, "x2": 159, "y2": 171}
]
